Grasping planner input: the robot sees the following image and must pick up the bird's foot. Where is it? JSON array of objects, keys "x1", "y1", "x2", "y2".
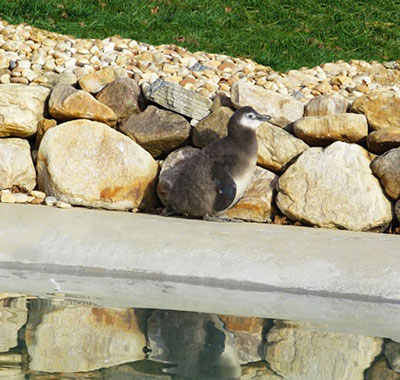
[{"x1": 203, "y1": 215, "x2": 244, "y2": 223}]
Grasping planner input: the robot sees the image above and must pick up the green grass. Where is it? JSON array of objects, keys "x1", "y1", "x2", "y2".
[{"x1": 0, "y1": 0, "x2": 399, "y2": 72}]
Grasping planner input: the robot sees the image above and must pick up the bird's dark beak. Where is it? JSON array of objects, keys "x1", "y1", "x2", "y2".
[{"x1": 257, "y1": 114, "x2": 272, "y2": 122}]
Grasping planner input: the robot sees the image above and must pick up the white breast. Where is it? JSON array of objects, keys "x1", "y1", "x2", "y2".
[{"x1": 232, "y1": 167, "x2": 254, "y2": 205}]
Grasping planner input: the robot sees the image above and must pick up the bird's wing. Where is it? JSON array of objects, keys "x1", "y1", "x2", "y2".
[{"x1": 211, "y1": 165, "x2": 237, "y2": 212}]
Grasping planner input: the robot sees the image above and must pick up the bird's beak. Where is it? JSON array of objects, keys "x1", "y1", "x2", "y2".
[{"x1": 257, "y1": 114, "x2": 272, "y2": 122}]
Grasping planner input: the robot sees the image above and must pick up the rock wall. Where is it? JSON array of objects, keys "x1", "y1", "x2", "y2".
[{"x1": 0, "y1": 20, "x2": 399, "y2": 233}]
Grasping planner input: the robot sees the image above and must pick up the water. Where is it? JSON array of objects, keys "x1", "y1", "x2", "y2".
[{"x1": 1, "y1": 293, "x2": 398, "y2": 380}]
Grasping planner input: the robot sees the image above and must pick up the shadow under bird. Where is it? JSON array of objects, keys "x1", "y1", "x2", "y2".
[{"x1": 166, "y1": 106, "x2": 271, "y2": 218}]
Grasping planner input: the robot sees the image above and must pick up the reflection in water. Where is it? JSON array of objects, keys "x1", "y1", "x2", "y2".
[
  {"x1": 148, "y1": 310, "x2": 241, "y2": 379},
  {"x1": 0, "y1": 294, "x2": 397, "y2": 380}
]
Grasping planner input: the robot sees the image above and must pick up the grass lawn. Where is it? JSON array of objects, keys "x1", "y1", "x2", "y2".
[{"x1": 0, "y1": 0, "x2": 399, "y2": 72}]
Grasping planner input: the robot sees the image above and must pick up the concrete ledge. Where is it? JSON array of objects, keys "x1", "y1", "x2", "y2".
[{"x1": 0, "y1": 203, "x2": 399, "y2": 340}]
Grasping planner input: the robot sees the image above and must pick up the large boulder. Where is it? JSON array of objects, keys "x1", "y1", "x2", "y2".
[
  {"x1": 365, "y1": 358, "x2": 400, "y2": 380},
  {"x1": 367, "y1": 128, "x2": 400, "y2": 154},
  {"x1": 48, "y1": 84, "x2": 117, "y2": 126},
  {"x1": 37, "y1": 119, "x2": 159, "y2": 211},
  {"x1": 351, "y1": 90, "x2": 400, "y2": 130},
  {"x1": 96, "y1": 77, "x2": 141, "y2": 120},
  {"x1": 304, "y1": 94, "x2": 350, "y2": 116},
  {"x1": 0, "y1": 84, "x2": 50, "y2": 137},
  {"x1": 256, "y1": 122, "x2": 309, "y2": 172},
  {"x1": 370, "y1": 147, "x2": 400, "y2": 200},
  {"x1": 0, "y1": 138, "x2": 36, "y2": 191},
  {"x1": 266, "y1": 320, "x2": 383, "y2": 380},
  {"x1": 276, "y1": 141, "x2": 393, "y2": 231},
  {"x1": 231, "y1": 81, "x2": 304, "y2": 128},
  {"x1": 26, "y1": 305, "x2": 146, "y2": 372},
  {"x1": 119, "y1": 105, "x2": 191, "y2": 157},
  {"x1": 293, "y1": 113, "x2": 368, "y2": 146}
]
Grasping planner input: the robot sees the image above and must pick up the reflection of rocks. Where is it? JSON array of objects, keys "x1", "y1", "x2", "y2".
[
  {"x1": 0, "y1": 297, "x2": 28, "y2": 353},
  {"x1": 385, "y1": 341, "x2": 400, "y2": 373},
  {"x1": 26, "y1": 304, "x2": 146, "y2": 373},
  {"x1": 219, "y1": 316, "x2": 265, "y2": 364},
  {"x1": 365, "y1": 358, "x2": 400, "y2": 380},
  {"x1": 103, "y1": 361, "x2": 173, "y2": 380},
  {"x1": 0, "y1": 366, "x2": 25, "y2": 380},
  {"x1": 266, "y1": 320, "x2": 383, "y2": 380},
  {"x1": 241, "y1": 362, "x2": 281, "y2": 380},
  {"x1": 148, "y1": 310, "x2": 241, "y2": 380}
]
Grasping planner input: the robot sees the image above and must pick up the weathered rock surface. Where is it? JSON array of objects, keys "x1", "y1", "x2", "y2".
[
  {"x1": 256, "y1": 122, "x2": 309, "y2": 172},
  {"x1": 367, "y1": 128, "x2": 400, "y2": 154},
  {"x1": 48, "y1": 84, "x2": 117, "y2": 126},
  {"x1": 219, "y1": 315, "x2": 265, "y2": 364},
  {"x1": 241, "y1": 362, "x2": 281, "y2": 379},
  {"x1": 370, "y1": 147, "x2": 400, "y2": 200},
  {"x1": 37, "y1": 119, "x2": 159, "y2": 210},
  {"x1": 223, "y1": 166, "x2": 279, "y2": 223},
  {"x1": 147, "y1": 310, "x2": 241, "y2": 379},
  {"x1": 351, "y1": 90, "x2": 400, "y2": 130},
  {"x1": 103, "y1": 362, "x2": 173, "y2": 380},
  {"x1": 144, "y1": 79, "x2": 212, "y2": 120},
  {"x1": 231, "y1": 82, "x2": 304, "y2": 128},
  {"x1": 0, "y1": 367, "x2": 25, "y2": 380},
  {"x1": 276, "y1": 141, "x2": 393, "y2": 231},
  {"x1": 26, "y1": 305, "x2": 146, "y2": 372},
  {"x1": 96, "y1": 77, "x2": 141, "y2": 120},
  {"x1": 396, "y1": 200, "x2": 400, "y2": 222},
  {"x1": 293, "y1": 113, "x2": 368, "y2": 146},
  {"x1": 304, "y1": 94, "x2": 350, "y2": 116},
  {"x1": 385, "y1": 341, "x2": 400, "y2": 373},
  {"x1": 0, "y1": 297, "x2": 28, "y2": 353},
  {"x1": 119, "y1": 105, "x2": 191, "y2": 157},
  {"x1": 365, "y1": 358, "x2": 400, "y2": 380},
  {"x1": 35, "y1": 118, "x2": 57, "y2": 149},
  {"x1": 79, "y1": 67, "x2": 128, "y2": 93},
  {"x1": 192, "y1": 106, "x2": 233, "y2": 148},
  {"x1": 0, "y1": 84, "x2": 50, "y2": 137},
  {"x1": 158, "y1": 147, "x2": 277, "y2": 222},
  {"x1": 0, "y1": 138, "x2": 36, "y2": 191},
  {"x1": 266, "y1": 320, "x2": 383, "y2": 380}
]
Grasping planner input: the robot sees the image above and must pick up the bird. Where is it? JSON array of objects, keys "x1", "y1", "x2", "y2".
[{"x1": 165, "y1": 106, "x2": 271, "y2": 218}]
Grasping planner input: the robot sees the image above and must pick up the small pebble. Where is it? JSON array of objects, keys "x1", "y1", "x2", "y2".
[
  {"x1": 45, "y1": 196, "x2": 57, "y2": 206},
  {"x1": 1, "y1": 191, "x2": 16, "y2": 203},
  {"x1": 13, "y1": 193, "x2": 29, "y2": 203},
  {"x1": 56, "y1": 200, "x2": 72, "y2": 209}
]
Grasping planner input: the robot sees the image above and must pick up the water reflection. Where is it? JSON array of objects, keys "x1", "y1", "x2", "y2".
[{"x1": 0, "y1": 294, "x2": 399, "y2": 380}]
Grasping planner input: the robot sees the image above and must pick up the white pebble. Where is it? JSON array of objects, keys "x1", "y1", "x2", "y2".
[{"x1": 45, "y1": 196, "x2": 57, "y2": 206}]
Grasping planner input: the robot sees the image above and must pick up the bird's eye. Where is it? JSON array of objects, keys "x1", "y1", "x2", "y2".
[{"x1": 248, "y1": 113, "x2": 255, "y2": 119}]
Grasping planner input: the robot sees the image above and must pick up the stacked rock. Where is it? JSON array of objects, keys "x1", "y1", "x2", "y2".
[{"x1": 0, "y1": 20, "x2": 399, "y2": 232}]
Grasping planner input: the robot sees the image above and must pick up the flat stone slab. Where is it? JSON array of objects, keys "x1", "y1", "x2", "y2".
[{"x1": 0, "y1": 204, "x2": 399, "y2": 340}]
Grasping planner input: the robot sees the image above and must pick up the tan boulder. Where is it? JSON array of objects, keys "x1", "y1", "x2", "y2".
[
  {"x1": 256, "y1": 122, "x2": 309, "y2": 172},
  {"x1": 367, "y1": 127, "x2": 400, "y2": 154},
  {"x1": 276, "y1": 141, "x2": 393, "y2": 231},
  {"x1": 0, "y1": 84, "x2": 50, "y2": 137},
  {"x1": 231, "y1": 81, "x2": 304, "y2": 128},
  {"x1": 26, "y1": 305, "x2": 146, "y2": 372},
  {"x1": 293, "y1": 113, "x2": 368, "y2": 146},
  {"x1": 192, "y1": 106, "x2": 233, "y2": 148},
  {"x1": 370, "y1": 147, "x2": 400, "y2": 200},
  {"x1": 119, "y1": 105, "x2": 191, "y2": 157},
  {"x1": 351, "y1": 90, "x2": 400, "y2": 130},
  {"x1": 266, "y1": 320, "x2": 383, "y2": 380},
  {"x1": 365, "y1": 358, "x2": 400, "y2": 380},
  {"x1": 0, "y1": 138, "x2": 36, "y2": 191},
  {"x1": 223, "y1": 166, "x2": 279, "y2": 223},
  {"x1": 79, "y1": 67, "x2": 128, "y2": 93},
  {"x1": 0, "y1": 297, "x2": 27, "y2": 353},
  {"x1": 304, "y1": 94, "x2": 350, "y2": 116},
  {"x1": 37, "y1": 119, "x2": 159, "y2": 211},
  {"x1": 48, "y1": 84, "x2": 117, "y2": 126},
  {"x1": 35, "y1": 118, "x2": 57, "y2": 149}
]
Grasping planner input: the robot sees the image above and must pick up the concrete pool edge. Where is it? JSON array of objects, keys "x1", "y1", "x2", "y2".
[{"x1": 0, "y1": 203, "x2": 399, "y2": 339}]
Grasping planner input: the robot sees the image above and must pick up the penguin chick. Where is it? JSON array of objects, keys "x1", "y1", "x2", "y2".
[{"x1": 167, "y1": 106, "x2": 271, "y2": 218}]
